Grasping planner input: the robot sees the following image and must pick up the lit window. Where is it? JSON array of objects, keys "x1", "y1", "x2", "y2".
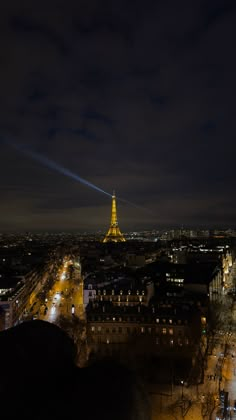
[
  {"x1": 120, "y1": 290, "x2": 123, "y2": 295},
  {"x1": 141, "y1": 327, "x2": 145, "y2": 333},
  {"x1": 112, "y1": 290, "x2": 114, "y2": 295},
  {"x1": 91, "y1": 326, "x2": 95, "y2": 332},
  {"x1": 169, "y1": 328, "x2": 173, "y2": 335},
  {"x1": 106, "y1": 338, "x2": 110, "y2": 344},
  {"x1": 103, "y1": 290, "x2": 106, "y2": 295},
  {"x1": 162, "y1": 328, "x2": 167, "y2": 334},
  {"x1": 156, "y1": 318, "x2": 159, "y2": 323},
  {"x1": 112, "y1": 317, "x2": 116, "y2": 321},
  {"x1": 170, "y1": 339, "x2": 174, "y2": 346},
  {"x1": 169, "y1": 319, "x2": 172, "y2": 324},
  {"x1": 139, "y1": 297, "x2": 142, "y2": 302}
]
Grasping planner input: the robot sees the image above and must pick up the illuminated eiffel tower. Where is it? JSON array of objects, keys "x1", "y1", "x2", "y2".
[{"x1": 103, "y1": 191, "x2": 126, "y2": 243}]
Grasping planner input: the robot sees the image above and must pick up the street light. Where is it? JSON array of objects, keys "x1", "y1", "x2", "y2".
[{"x1": 180, "y1": 380, "x2": 184, "y2": 399}]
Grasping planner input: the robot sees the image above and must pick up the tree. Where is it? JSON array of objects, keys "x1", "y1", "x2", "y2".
[{"x1": 55, "y1": 314, "x2": 88, "y2": 367}]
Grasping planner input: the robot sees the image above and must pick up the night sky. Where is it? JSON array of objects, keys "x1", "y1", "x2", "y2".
[{"x1": 0, "y1": 0, "x2": 236, "y2": 232}]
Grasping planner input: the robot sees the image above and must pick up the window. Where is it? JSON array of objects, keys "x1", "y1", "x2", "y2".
[
  {"x1": 162, "y1": 328, "x2": 167, "y2": 335},
  {"x1": 98, "y1": 326, "x2": 101, "y2": 332},
  {"x1": 170, "y1": 339, "x2": 174, "y2": 347},
  {"x1": 156, "y1": 318, "x2": 159, "y2": 323},
  {"x1": 106, "y1": 338, "x2": 110, "y2": 344},
  {"x1": 118, "y1": 327, "x2": 122, "y2": 333},
  {"x1": 169, "y1": 328, "x2": 173, "y2": 335},
  {"x1": 91, "y1": 326, "x2": 95, "y2": 333},
  {"x1": 169, "y1": 319, "x2": 172, "y2": 324},
  {"x1": 141, "y1": 327, "x2": 145, "y2": 333},
  {"x1": 148, "y1": 327, "x2": 152, "y2": 334}
]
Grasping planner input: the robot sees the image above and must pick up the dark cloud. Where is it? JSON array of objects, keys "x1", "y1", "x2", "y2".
[{"x1": 0, "y1": 0, "x2": 236, "y2": 231}]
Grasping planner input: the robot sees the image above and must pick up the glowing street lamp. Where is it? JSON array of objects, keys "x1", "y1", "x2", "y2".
[{"x1": 180, "y1": 380, "x2": 184, "y2": 399}]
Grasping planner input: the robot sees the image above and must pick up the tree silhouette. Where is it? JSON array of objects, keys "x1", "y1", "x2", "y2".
[{"x1": 56, "y1": 314, "x2": 88, "y2": 366}]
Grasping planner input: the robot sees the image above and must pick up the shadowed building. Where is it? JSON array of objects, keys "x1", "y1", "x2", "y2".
[{"x1": 103, "y1": 191, "x2": 126, "y2": 243}]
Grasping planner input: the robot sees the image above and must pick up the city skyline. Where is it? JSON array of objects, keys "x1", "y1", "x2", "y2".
[{"x1": 0, "y1": 1, "x2": 236, "y2": 231}]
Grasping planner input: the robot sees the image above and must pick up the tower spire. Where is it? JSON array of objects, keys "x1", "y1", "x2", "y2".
[{"x1": 103, "y1": 192, "x2": 126, "y2": 243}]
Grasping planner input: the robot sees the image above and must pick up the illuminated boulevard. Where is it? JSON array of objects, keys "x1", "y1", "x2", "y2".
[{"x1": 23, "y1": 257, "x2": 84, "y2": 325}]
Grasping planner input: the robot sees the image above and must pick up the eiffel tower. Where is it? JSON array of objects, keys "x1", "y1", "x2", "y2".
[{"x1": 103, "y1": 191, "x2": 126, "y2": 243}]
